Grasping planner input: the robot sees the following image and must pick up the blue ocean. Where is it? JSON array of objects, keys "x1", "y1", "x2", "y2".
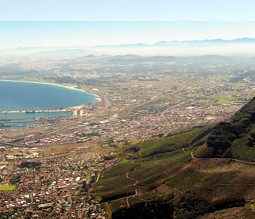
[
  {"x1": 0, "y1": 80, "x2": 98, "y2": 129},
  {"x1": 0, "y1": 80, "x2": 98, "y2": 111}
]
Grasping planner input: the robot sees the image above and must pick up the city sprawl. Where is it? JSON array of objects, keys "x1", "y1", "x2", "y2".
[{"x1": 1, "y1": 55, "x2": 255, "y2": 218}]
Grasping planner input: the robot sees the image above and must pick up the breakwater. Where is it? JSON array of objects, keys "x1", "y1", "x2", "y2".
[{"x1": 0, "y1": 111, "x2": 72, "y2": 129}]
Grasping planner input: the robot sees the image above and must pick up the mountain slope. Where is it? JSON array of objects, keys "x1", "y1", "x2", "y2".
[
  {"x1": 205, "y1": 96, "x2": 255, "y2": 161},
  {"x1": 93, "y1": 97, "x2": 255, "y2": 219}
]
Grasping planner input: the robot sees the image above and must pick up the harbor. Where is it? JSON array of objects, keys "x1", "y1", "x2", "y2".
[{"x1": 0, "y1": 110, "x2": 73, "y2": 129}]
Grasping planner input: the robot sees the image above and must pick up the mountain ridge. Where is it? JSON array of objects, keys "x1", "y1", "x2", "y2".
[
  {"x1": 205, "y1": 96, "x2": 255, "y2": 161},
  {"x1": 8, "y1": 37, "x2": 255, "y2": 51}
]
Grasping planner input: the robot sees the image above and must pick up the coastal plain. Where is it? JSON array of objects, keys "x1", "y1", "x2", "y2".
[{"x1": 1, "y1": 54, "x2": 255, "y2": 218}]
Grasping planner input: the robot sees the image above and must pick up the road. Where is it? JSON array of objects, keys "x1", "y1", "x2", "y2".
[{"x1": 190, "y1": 151, "x2": 255, "y2": 166}]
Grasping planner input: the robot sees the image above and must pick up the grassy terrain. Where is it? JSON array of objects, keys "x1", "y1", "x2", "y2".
[
  {"x1": 213, "y1": 97, "x2": 239, "y2": 105},
  {"x1": 206, "y1": 96, "x2": 255, "y2": 161},
  {"x1": 93, "y1": 97, "x2": 255, "y2": 218},
  {"x1": 93, "y1": 122, "x2": 255, "y2": 218},
  {"x1": 94, "y1": 127, "x2": 211, "y2": 214},
  {"x1": 200, "y1": 206, "x2": 255, "y2": 219},
  {"x1": 0, "y1": 184, "x2": 16, "y2": 191}
]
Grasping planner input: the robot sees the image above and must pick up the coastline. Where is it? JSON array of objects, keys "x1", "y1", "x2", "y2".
[{"x1": 0, "y1": 79, "x2": 101, "y2": 103}]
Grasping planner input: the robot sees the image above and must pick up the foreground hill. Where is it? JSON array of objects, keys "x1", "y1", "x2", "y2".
[
  {"x1": 93, "y1": 97, "x2": 255, "y2": 219},
  {"x1": 204, "y1": 96, "x2": 255, "y2": 161}
]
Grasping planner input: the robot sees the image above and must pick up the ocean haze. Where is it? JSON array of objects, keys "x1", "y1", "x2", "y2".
[{"x1": 2, "y1": 39, "x2": 255, "y2": 57}]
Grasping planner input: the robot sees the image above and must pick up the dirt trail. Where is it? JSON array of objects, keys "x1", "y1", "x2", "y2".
[
  {"x1": 161, "y1": 163, "x2": 171, "y2": 176},
  {"x1": 252, "y1": 203, "x2": 255, "y2": 213},
  {"x1": 125, "y1": 170, "x2": 146, "y2": 207},
  {"x1": 125, "y1": 171, "x2": 142, "y2": 188}
]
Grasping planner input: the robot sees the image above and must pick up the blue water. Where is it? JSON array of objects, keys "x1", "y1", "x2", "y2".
[
  {"x1": 0, "y1": 80, "x2": 98, "y2": 111},
  {"x1": 0, "y1": 111, "x2": 72, "y2": 129},
  {"x1": 0, "y1": 80, "x2": 98, "y2": 129}
]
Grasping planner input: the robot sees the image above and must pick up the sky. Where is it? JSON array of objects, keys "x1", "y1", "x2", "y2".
[
  {"x1": 0, "y1": 0, "x2": 255, "y2": 21},
  {"x1": 1, "y1": 22, "x2": 255, "y2": 49},
  {"x1": 0, "y1": 1, "x2": 255, "y2": 49}
]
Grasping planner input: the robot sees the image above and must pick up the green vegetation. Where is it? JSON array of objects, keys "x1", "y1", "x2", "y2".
[
  {"x1": 206, "y1": 96, "x2": 255, "y2": 161},
  {"x1": 0, "y1": 184, "x2": 16, "y2": 191},
  {"x1": 213, "y1": 97, "x2": 239, "y2": 105},
  {"x1": 133, "y1": 126, "x2": 212, "y2": 158},
  {"x1": 94, "y1": 97, "x2": 255, "y2": 218},
  {"x1": 93, "y1": 126, "x2": 216, "y2": 216}
]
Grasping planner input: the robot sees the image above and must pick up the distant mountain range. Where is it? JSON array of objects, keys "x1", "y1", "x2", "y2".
[
  {"x1": 9, "y1": 37, "x2": 255, "y2": 51},
  {"x1": 120, "y1": 37, "x2": 255, "y2": 47},
  {"x1": 0, "y1": 37, "x2": 253, "y2": 58}
]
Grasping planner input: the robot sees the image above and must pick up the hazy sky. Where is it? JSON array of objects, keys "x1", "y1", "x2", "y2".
[
  {"x1": 0, "y1": 0, "x2": 255, "y2": 21},
  {"x1": 1, "y1": 0, "x2": 255, "y2": 49},
  {"x1": 1, "y1": 22, "x2": 255, "y2": 49}
]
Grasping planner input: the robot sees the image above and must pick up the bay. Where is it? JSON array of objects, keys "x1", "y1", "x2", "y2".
[
  {"x1": 0, "y1": 80, "x2": 98, "y2": 111},
  {"x1": 0, "y1": 80, "x2": 98, "y2": 129}
]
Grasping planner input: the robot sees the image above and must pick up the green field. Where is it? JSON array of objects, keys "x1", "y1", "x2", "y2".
[
  {"x1": 213, "y1": 97, "x2": 238, "y2": 105},
  {"x1": 0, "y1": 184, "x2": 16, "y2": 191}
]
